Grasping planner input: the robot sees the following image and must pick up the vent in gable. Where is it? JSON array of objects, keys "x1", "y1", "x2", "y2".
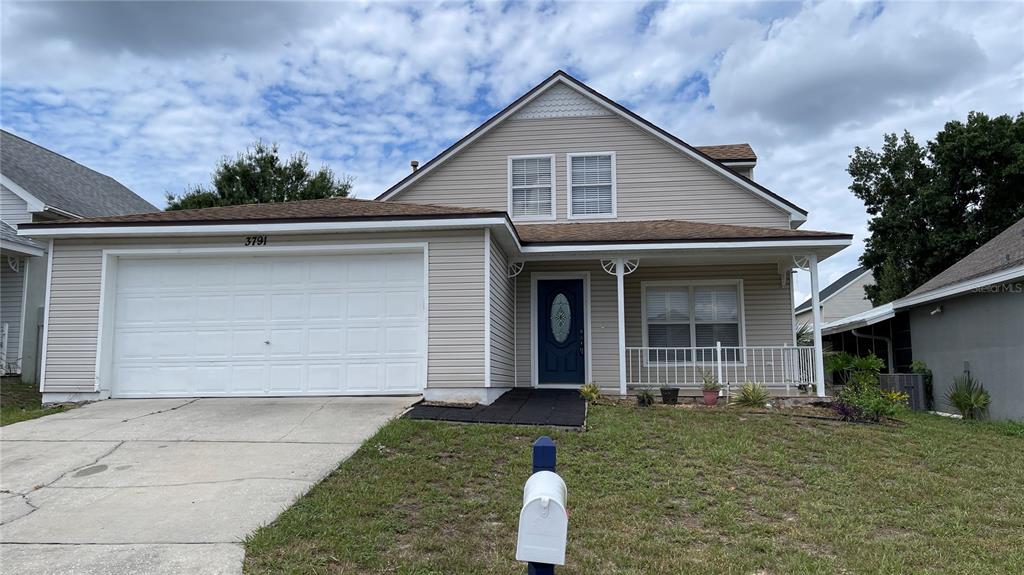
[{"x1": 512, "y1": 84, "x2": 613, "y2": 120}]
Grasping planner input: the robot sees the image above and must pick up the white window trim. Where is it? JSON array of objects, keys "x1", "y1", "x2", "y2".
[
  {"x1": 640, "y1": 279, "x2": 746, "y2": 367},
  {"x1": 566, "y1": 151, "x2": 617, "y2": 220},
  {"x1": 507, "y1": 154, "x2": 556, "y2": 222}
]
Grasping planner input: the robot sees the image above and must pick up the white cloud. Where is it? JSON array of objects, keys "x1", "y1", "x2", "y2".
[{"x1": 2, "y1": 1, "x2": 1022, "y2": 304}]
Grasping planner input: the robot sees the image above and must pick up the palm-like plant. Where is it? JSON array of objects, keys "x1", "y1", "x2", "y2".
[{"x1": 946, "y1": 374, "x2": 990, "y2": 420}]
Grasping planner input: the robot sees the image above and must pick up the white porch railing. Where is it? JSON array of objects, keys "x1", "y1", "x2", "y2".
[{"x1": 625, "y1": 344, "x2": 818, "y2": 393}]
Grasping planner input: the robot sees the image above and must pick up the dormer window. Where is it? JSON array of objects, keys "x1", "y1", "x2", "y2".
[
  {"x1": 508, "y1": 155, "x2": 555, "y2": 220},
  {"x1": 568, "y1": 152, "x2": 616, "y2": 218}
]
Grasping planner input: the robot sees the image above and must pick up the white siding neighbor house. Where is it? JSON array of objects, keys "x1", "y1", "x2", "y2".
[
  {"x1": 20, "y1": 71, "x2": 851, "y2": 405},
  {"x1": 0, "y1": 130, "x2": 157, "y2": 383}
]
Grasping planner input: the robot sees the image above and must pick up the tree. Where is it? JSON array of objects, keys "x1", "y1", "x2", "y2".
[
  {"x1": 166, "y1": 141, "x2": 352, "y2": 210},
  {"x1": 849, "y1": 112, "x2": 1024, "y2": 304}
]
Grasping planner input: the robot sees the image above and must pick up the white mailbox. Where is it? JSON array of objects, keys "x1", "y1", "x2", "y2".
[{"x1": 516, "y1": 470, "x2": 568, "y2": 565}]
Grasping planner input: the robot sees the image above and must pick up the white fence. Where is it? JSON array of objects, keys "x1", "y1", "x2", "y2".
[{"x1": 625, "y1": 345, "x2": 817, "y2": 393}]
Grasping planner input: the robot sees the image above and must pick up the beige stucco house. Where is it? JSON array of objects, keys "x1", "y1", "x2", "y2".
[{"x1": 19, "y1": 71, "x2": 850, "y2": 405}]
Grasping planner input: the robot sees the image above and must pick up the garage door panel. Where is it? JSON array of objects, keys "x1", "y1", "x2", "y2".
[{"x1": 111, "y1": 253, "x2": 424, "y2": 397}]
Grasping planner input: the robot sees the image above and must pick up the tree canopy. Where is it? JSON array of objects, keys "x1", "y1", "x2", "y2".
[
  {"x1": 166, "y1": 141, "x2": 352, "y2": 210},
  {"x1": 849, "y1": 111, "x2": 1024, "y2": 305}
]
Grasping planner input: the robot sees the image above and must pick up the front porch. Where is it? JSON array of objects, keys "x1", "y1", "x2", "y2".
[{"x1": 506, "y1": 250, "x2": 831, "y2": 398}]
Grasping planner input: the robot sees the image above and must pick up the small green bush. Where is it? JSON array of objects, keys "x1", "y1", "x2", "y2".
[
  {"x1": 636, "y1": 388, "x2": 655, "y2": 407},
  {"x1": 946, "y1": 374, "x2": 990, "y2": 420},
  {"x1": 579, "y1": 383, "x2": 601, "y2": 403},
  {"x1": 833, "y1": 383, "x2": 908, "y2": 422},
  {"x1": 732, "y1": 382, "x2": 770, "y2": 407}
]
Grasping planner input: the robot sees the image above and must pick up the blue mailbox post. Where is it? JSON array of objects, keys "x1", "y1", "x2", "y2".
[{"x1": 516, "y1": 436, "x2": 567, "y2": 575}]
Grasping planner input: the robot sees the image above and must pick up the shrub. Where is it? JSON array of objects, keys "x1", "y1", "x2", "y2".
[
  {"x1": 826, "y1": 352, "x2": 884, "y2": 387},
  {"x1": 732, "y1": 382, "x2": 770, "y2": 407},
  {"x1": 946, "y1": 374, "x2": 990, "y2": 420},
  {"x1": 636, "y1": 388, "x2": 655, "y2": 407},
  {"x1": 700, "y1": 370, "x2": 721, "y2": 392},
  {"x1": 832, "y1": 383, "x2": 908, "y2": 422},
  {"x1": 579, "y1": 383, "x2": 601, "y2": 403}
]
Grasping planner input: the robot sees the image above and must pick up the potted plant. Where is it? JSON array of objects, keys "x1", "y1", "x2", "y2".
[
  {"x1": 701, "y1": 371, "x2": 722, "y2": 406},
  {"x1": 659, "y1": 386, "x2": 679, "y2": 405},
  {"x1": 636, "y1": 388, "x2": 655, "y2": 407}
]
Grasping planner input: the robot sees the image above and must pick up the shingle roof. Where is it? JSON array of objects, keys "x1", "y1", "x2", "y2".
[
  {"x1": 18, "y1": 196, "x2": 501, "y2": 228},
  {"x1": 906, "y1": 216, "x2": 1024, "y2": 297},
  {"x1": 795, "y1": 265, "x2": 871, "y2": 312},
  {"x1": 694, "y1": 144, "x2": 757, "y2": 162},
  {"x1": 516, "y1": 219, "x2": 850, "y2": 245},
  {"x1": 1, "y1": 129, "x2": 158, "y2": 218}
]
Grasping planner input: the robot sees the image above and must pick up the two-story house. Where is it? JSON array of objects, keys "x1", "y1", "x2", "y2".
[
  {"x1": 19, "y1": 71, "x2": 851, "y2": 405},
  {"x1": 1, "y1": 130, "x2": 157, "y2": 383}
]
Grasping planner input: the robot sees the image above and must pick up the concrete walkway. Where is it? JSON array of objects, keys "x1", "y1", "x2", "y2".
[{"x1": 0, "y1": 396, "x2": 417, "y2": 574}]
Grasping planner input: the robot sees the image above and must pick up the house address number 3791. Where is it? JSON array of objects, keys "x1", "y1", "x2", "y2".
[{"x1": 244, "y1": 235, "x2": 268, "y2": 246}]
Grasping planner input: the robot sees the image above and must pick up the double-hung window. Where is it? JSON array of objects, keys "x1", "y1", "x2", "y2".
[
  {"x1": 642, "y1": 282, "x2": 744, "y2": 363},
  {"x1": 508, "y1": 155, "x2": 555, "y2": 220},
  {"x1": 568, "y1": 152, "x2": 615, "y2": 218}
]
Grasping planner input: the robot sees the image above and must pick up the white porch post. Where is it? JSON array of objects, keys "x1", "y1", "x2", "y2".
[
  {"x1": 808, "y1": 253, "x2": 826, "y2": 397},
  {"x1": 616, "y1": 258, "x2": 627, "y2": 396}
]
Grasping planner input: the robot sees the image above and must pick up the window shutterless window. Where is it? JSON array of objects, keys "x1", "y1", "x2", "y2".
[
  {"x1": 641, "y1": 281, "x2": 744, "y2": 364},
  {"x1": 508, "y1": 155, "x2": 555, "y2": 220},
  {"x1": 568, "y1": 152, "x2": 615, "y2": 218}
]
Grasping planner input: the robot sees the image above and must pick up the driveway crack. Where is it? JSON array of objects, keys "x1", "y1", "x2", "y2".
[
  {"x1": 120, "y1": 399, "x2": 200, "y2": 423},
  {"x1": 276, "y1": 400, "x2": 329, "y2": 441}
]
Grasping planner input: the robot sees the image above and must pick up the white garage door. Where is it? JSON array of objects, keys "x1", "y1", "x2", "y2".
[{"x1": 110, "y1": 252, "x2": 425, "y2": 398}]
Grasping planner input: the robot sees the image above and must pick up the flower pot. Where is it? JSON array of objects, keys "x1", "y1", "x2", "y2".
[
  {"x1": 702, "y1": 390, "x2": 720, "y2": 406},
  {"x1": 660, "y1": 387, "x2": 679, "y2": 405}
]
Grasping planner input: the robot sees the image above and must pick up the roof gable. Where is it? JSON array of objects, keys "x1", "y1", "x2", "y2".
[
  {"x1": 0, "y1": 129, "x2": 158, "y2": 218},
  {"x1": 795, "y1": 266, "x2": 871, "y2": 312},
  {"x1": 377, "y1": 70, "x2": 807, "y2": 223}
]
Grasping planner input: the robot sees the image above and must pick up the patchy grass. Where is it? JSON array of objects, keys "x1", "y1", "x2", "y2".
[
  {"x1": 0, "y1": 377, "x2": 68, "y2": 426},
  {"x1": 245, "y1": 404, "x2": 1024, "y2": 574}
]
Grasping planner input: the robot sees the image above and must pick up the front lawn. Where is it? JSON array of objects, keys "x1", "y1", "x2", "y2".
[
  {"x1": 245, "y1": 404, "x2": 1024, "y2": 574},
  {"x1": 0, "y1": 377, "x2": 68, "y2": 426}
]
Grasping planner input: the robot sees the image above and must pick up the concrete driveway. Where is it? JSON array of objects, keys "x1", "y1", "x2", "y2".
[{"x1": 0, "y1": 396, "x2": 417, "y2": 574}]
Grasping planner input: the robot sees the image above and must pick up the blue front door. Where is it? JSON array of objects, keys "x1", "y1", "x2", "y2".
[{"x1": 537, "y1": 279, "x2": 585, "y2": 384}]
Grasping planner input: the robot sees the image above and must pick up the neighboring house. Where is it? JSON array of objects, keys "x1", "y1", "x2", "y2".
[
  {"x1": 0, "y1": 129, "x2": 158, "y2": 383},
  {"x1": 822, "y1": 216, "x2": 1024, "y2": 420},
  {"x1": 19, "y1": 70, "x2": 851, "y2": 405},
  {"x1": 794, "y1": 266, "x2": 874, "y2": 327}
]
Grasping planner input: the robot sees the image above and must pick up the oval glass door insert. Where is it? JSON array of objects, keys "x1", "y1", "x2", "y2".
[{"x1": 550, "y1": 293, "x2": 572, "y2": 343}]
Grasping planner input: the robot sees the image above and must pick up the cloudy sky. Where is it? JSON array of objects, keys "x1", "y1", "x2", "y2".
[{"x1": 2, "y1": 1, "x2": 1022, "y2": 303}]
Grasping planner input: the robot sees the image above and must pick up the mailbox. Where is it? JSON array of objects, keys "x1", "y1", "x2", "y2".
[{"x1": 516, "y1": 470, "x2": 568, "y2": 566}]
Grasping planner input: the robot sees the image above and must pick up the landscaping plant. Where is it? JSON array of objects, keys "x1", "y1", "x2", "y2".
[
  {"x1": 701, "y1": 371, "x2": 722, "y2": 406},
  {"x1": 829, "y1": 353, "x2": 907, "y2": 422},
  {"x1": 733, "y1": 382, "x2": 770, "y2": 408},
  {"x1": 579, "y1": 383, "x2": 601, "y2": 403},
  {"x1": 946, "y1": 374, "x2": 990, "y2": 419},
  {"x1": 636, "y1": 388, "x2": 655, "y2": 407},
  {"x1": 911, "y1": 359, "x2": 935, "y2": 410}
]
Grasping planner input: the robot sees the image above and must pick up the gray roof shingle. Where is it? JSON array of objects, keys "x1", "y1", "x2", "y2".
[
  {"x1": 906, "y1": 216, "x2": 1024, "y2": 298},
  {"x1": 1, "y1": 130, "x2": 158, "y2": 218}
]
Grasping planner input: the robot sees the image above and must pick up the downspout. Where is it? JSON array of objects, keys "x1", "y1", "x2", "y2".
[{"x1": 851, "y1": 328, "x2": 894, "y2": 372}]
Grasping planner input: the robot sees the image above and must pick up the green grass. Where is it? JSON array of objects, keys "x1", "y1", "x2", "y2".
[
  {"x1": 0, "y1": 377, "x2": 68, "y2": 426},
  {"x1": 244, "y1": 405, "x2": 1024, "y2": 574}
]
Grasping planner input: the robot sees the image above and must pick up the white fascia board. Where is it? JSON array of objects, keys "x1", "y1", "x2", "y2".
[
  {"x1": 0, "y1": 174, "x2": 46, "y2": 212},
  {"x1": 18, "y1": 216, "x2": 517, "y2": 240},
  {"x1": 892, "y1": 265, "x2": 1024, "y2": 309},
  {"x1": 520, "y1": 237, "x2": 850, "y2": 255},
  {"x1": 0, "y1": 239, "x2": 45, "y2": 257},
  {"x1": 820, "y1": 303, "x2": 895, "y2": 336}
]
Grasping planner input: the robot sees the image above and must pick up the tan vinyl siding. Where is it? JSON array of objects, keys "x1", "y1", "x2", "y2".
[
  {"x1": 515, "y1": 261, "x2": 620, "y2": 388},
  {"x1": 1, "y1": 256, "x2": 26, "y2": 371},
  {"x1": 42, "y1": 231, "x2": 486, "y2": 393},
  {"x1": 393, "y1": 115, "x2": 790, "y2": 228},
  {"x1": 489, "y1": 235, "x2": 515, "y2": 388},
  {"x1": 1, "y1": 184, "x2": 32, "y2": 225},
  {"x1": 822, "y1": 271, "x2": 874, "y2": 322}
]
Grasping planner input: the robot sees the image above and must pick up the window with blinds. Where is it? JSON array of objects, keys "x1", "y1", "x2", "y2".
[
  {"x1": 643, "y1": 283, "x2": 743, "y2": 363},
  {"x1": 509, "y1": 156, "x2": 554, "y2": 219},
  {"x1": 569, "y1": 153, "x2": 615, "y2": 217}
]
